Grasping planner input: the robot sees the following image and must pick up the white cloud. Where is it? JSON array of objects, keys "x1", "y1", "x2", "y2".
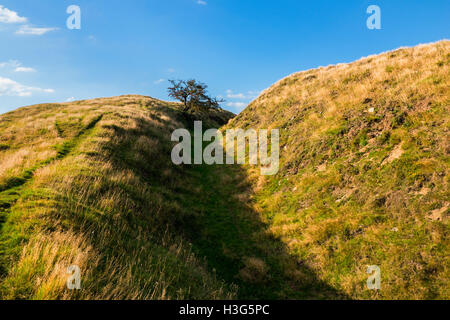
[
  {"x1": 247, "y1": 90, "x2": 260, "y2": 98},
  {"x1": 15, "y1": 66, "x2": 36, "y2": 73},
  {"x1": 226, "y1": 102, "x2": 247, "y2": 110},
  {"x1": 167, "y1": 68, "x2": 175, "y2": 73},
  {"x1": 0, "y1": 6, "x2": 56, "y2": 37},
  {"x1": 66, "y1": 97, "x2": 76, "y2": 102},
  {"x1": 16, "y1": 25, "x2": 58, "y2": 36},
  {"x1": 0, "y1": 60, "x2": 21, "y2": 68},
  {"x1": 226, "y1": 90, "x2": 245, "y2": 99},
  {"x1": 0, "y1": 5, "x2": 27, "y2": 24},
  {"x1": 154, "y1": 78, "x2": 166, "y2": 84},
  {"x1": 197, "y1": 0, "x2": 207, "y2": 5},
  {"x1": 226, "y1": 89, "x2": 260, "y2": 100},
  {"x1": 0, "y1": 76, "x2": 54, "y2": 97},
  {"x1": 0, "y1": 60, "x2": 36, "y2": 72}
]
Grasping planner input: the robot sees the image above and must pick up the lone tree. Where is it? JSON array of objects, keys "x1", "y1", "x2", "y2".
[{"x1": 168, "y1": 79, "x2": 224, "y2": 112}]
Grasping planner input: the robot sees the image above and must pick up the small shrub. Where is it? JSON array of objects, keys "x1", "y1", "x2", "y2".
[
  {"x1": 378, "y1": 131, "x2": 391, "y2": 145},
  {"x1": 392, "y1": 112, "x2": 408, "y2": 128},
  {"x1": 353, "y1": 129, "x2": 368, "y2": 148}
]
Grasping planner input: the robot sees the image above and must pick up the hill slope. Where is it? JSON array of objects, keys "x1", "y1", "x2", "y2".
[
  {"x1": 228, "y1": 40, "x2": 449, "y2": 299},
  {"x1": 0, "y1": 96, "x2": 236, "y2": 299}
]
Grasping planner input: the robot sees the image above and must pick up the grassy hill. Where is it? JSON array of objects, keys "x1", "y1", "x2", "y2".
[
  {"x1": 227, "y1": 40, "x2": 449, "y2": 299},
  {"x1": 0, "y1": 40, "x2": 448, "y2": 300},
  {"x1": 0, "y1": 95, "x2": 237, "y2": 299}
]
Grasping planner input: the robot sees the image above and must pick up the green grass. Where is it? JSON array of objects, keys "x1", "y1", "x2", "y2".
[
  {"x1": 0, "y1": 113, "x2": 104, "y2": 282},
  {"x1": 0, "y1": 96, "x2": 237, "y2": 300},
  {"x1": 227, "y1": 40, "x2": 449, "y2": 299}
]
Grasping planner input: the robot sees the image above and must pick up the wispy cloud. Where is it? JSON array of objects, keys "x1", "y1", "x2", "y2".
[
  {"x1": 224, "y1": 89, "x2": 260, "y2": 111},
  {"x1": 0, "y1": 76, "x2": 54, "y2": 97},
  {"x1": 0, "y1": 6, "x2": 57, "y2": 36},
  {"x1": 0, "y1": 60, "x2": 36, "y2": 72},
  {"x1": 0, "y1": 5, "x2": 27, "y2": 24},
  {"x1": 226, "y1": 89, "x2": 260, "y2": 100},
  {"x1": 66, "y1": 97, "x2": 76, "y2": 102},
  {"x1": 226, "y1": 101, "x2": 247, "y2": 110},
  {"x1": 197, "y1": 0, "x2": 207, "y2": 5},
  {"x1": 167, "y1": 68, "x2": 175, "y2": 73},
  {"x1": 16, "y1": 25, "x2": 58, "y2": 35},
  {"x1": 226, "y1": 90, "x2": 245, "y2": 99},
  {"x1": 154, "y1": 78, "x2": 166, "y2": 85},
  {"x1": 14, "y1": 66, "x2": 36, "y2": 73},
  {"x1": 246, "y1": 90, "x2": 260, "y2": 99},
  {"x1": 0, "y1": 60, "x2": 21, "y2": 68}
]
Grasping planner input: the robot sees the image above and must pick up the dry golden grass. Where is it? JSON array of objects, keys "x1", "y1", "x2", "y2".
[
  {"x1": 229, "y1": 40, "x2": 450, "y2": 299},
  {"x1": 0, "y1": 95, "x2": 235, "y2": 300}
]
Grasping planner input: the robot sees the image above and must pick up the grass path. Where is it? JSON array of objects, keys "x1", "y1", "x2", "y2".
[
  {"x1": 181, "y1": 163, "x2": 347, "y2": 299},
  {"x1": 0, "y1": 115, "x2": 103, "y2": 278}
]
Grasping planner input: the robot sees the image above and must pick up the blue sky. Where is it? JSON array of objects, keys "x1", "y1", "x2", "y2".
[{"x1": 0, "y1": 0, "x2": 448, "y2": 114}]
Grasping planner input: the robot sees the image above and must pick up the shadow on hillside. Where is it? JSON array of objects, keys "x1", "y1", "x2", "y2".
[
  {"x1": 143, "y1": 106, "x2": 349, "y2": 299},
  {"x1": 180, "y1": 163, "x2": 349, "y2": 300},
  {"x1": 59, "y1": 105, "x2": 349, "y2": 299}
]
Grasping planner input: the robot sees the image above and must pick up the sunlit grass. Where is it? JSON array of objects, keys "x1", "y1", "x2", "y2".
[{"x1": 228, "y1": 40, "x2": 449, "y2": 299}]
